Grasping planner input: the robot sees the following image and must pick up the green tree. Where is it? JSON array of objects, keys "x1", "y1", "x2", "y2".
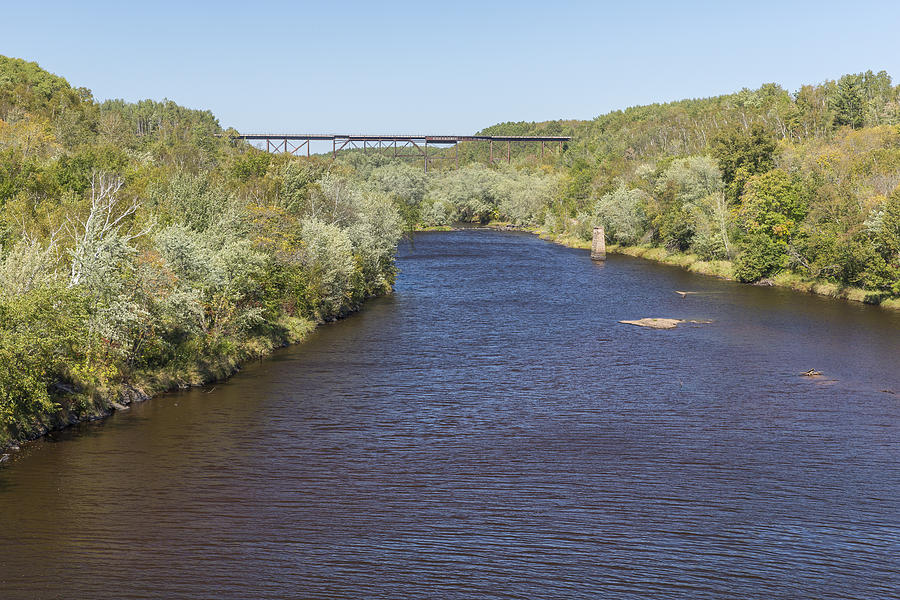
[
  {"x1": 591, "y1": 184, "x2": 647, "y2": 244},
  {"x1": 831, "y1": 74, "x2": 865, "y2": 129},
  {"x1": 733, "y1": 233, "x2": 787, "y2": 282},
  {"x1": 711, "y1": 123, "x2": 776, "y2": 203},
  {"x1": 739, "y1": 170, "x2": 807, "y2": 239}
]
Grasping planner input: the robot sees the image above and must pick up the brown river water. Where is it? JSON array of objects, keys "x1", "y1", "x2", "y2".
[{"x1": 1, "y1": 230, "x2": 899, "y2": 599}]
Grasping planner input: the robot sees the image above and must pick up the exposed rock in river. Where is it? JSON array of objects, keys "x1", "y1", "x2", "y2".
[{"x1": 619, "y1": 318, "x2": 712, "y2": 329}]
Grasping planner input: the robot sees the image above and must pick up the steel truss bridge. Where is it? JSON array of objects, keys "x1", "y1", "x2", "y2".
[{"x1": 229, "y1": 133, "x2": 571, "y2": 171}]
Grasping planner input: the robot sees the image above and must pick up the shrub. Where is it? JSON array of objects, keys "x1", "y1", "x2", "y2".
[
  {"x1": 0, "y1": 285, "x2": 90, "y2": 431},
  {"x1": 300, "y1": 217, "x2": 357, "y2": 318},
  {"x1": 739, "y1": 170, "x2": 807, "y2": 240},
  {"x1": 734, "y1": 233, "x2": 787, "y2": 282},
  {"x1": 593, "y1": 184, "x2": 646, "y2": 244}
]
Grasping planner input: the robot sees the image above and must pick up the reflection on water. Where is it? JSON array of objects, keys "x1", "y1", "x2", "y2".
[{"x1": 1, "y1": 231, "x2": 898, "y2": 599}]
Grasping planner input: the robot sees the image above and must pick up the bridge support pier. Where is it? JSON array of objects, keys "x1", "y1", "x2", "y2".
[{"x1": 591, "y1": 227, "x2": 606, "y2": 261}]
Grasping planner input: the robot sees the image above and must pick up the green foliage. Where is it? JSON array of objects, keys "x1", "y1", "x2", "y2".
[
  {"x1": 646, "y1": 156, "x2": 726, "y2": 251},
  {"x1": 0, "y1": 147, "x2": 37, "y2": 205},
  {"x1": 53, "y1": 146, "x2": 129, "y2": 194},
  {"x1": 831, "y1": 74, "x2": 866, "y2": 129},
  {"x1": 346, "y1": 193, "x2": 404, "y2": 295},
  {"x1": 870, "y1": 189, "x2": 900, "y2": 260},
  {"x1": 0, "y1": 55, "x2": 408, "y2": 442},
  {"x1": 591, "y1": 184, "x2": 647, "y2": 244},
  {"x1": 230, "y1": 149, "x2": 272, "y2": 180},
  {"x1": 471, "y1": 71, "x2": 898, "y2": 297},
  {"x1": 2, "y1": 53, "x2": 900, "y2": 444},
  {"x1": 300, "y1": 217, "x2": 357, "y2": 318},
  {"x1": 711, "y1": 123, "x2": 776, "y2": 203},
  {"x1": 734, "y1": 233, "x2": 787, "y2": 282},
  {"x1": 419, "y1": 164, "x2": 560, "y2": 226},
  {"x1": 0, "y1": 286, "x2": 90, "y2": 430},
  {"x1": 563, "y1": 158, "x2": 595, "y2": 207},
  {"x1": 739, "y1": 170, "x2": 807, "y2": 239},
  {"x1": 828, "y1": 71, "x2": 896, "y2": 129},
  {"x1": 793, "y1": 227, "x2": 877, "y2": 286},
  {"x1": 656, "y1": 202, "x2": 696, "y2": 251},
  {"x1": 863, "y1": 190, "x2": 900, "y2": 293},
  {"x1": 0, "y1": 56, "x2": 87, "y2": 118},
  {"x1": 278, "y1": 160, "x2": 328, "y2": 214},
  {"x1": 0, "y1": 236, "x2": 60, "y2": 295},
  {"x1": 151, "y1": 171, "x2": 244, "y2": 233}
]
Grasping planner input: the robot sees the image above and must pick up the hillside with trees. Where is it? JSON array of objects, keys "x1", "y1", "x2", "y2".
[
  {"x1": 476, "y1": 72, "x2": 900, "y2": 298},
  {"x1": 0, "y1": 56, "x2": 406, "y2": 446}
]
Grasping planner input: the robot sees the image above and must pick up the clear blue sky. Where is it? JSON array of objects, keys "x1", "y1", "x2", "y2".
[{"x1": 3, "y1": 0, "x2": 899, "y2": 134}]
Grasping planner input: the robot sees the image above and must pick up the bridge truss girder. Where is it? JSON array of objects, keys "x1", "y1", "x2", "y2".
[{"x1": 231, "y1": 134, "x2": 570, "y2": 172}]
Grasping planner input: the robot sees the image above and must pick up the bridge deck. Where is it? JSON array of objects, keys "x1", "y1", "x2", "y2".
[
  {"x1": 231, "y1": 133, "x2": 571, "y2": 144},
  {"x1": 227, "y1": 133, "x2": 571, "y2": 170}
]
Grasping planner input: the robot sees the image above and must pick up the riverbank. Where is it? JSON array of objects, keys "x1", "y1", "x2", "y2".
[
  {"x1": 1, "y1": 315, "x2": 307, "y2": 456},
  {"x1": 5, "y1": 225, "x2": 895, "y2": 459},
  {"x1": 1, "y1": 308, "x2": 366, "y2": 456},
  {"x1": 430, "y1": 222, "x2": 900, "y2": 311},
  {"x1": 529, "y1": 227, "x2": 900, "y2": 310}
]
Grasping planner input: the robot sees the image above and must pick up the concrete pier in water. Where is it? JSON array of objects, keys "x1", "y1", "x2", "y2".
[{"x1": 591, "y1": 226, "x2": 606, "y2": 261}]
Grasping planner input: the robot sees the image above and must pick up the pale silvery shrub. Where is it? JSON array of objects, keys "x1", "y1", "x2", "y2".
[
  {"x1": 496, "y1": 168, "x2": 559, "y2": 225},
  {"x1": 300, "y1": 217, "x2": 356, "y2": 316},
  {"x1": 594, "y1": 185, "x2": 648, "y2": 244},
  {"x1": 346, "y1": 193, "x2": 404, "y2": 294},
  {"x1": 0, "y1": 237, "x2": 61, "y2": 297},
  {"x1": 152, "y1": 171, "x2": 244, "y2": 235},
  {"x1": 155, "y1": 224, "x2": 268, "y2": 338},
  {"x1": 420, "y1": 198, "x2": 455, "y2": 226},
  {"x1": 369, "y1": 162, "x2": 427, "y2": 207},
  {"x1": 658, "y1": 156, "x2": 723, "y2": 204},
  {"x1": 307, "y1": 173, "x2": 362, "y2": 226}
]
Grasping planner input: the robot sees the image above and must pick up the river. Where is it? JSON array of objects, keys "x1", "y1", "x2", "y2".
[{"x1": 1, "y1": 230, "x2": 898, "y2": 599}]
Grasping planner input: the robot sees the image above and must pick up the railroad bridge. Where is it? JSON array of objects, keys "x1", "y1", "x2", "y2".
[{"x1": 229, "y1": 133, "x2": 571, "y2": 171}]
